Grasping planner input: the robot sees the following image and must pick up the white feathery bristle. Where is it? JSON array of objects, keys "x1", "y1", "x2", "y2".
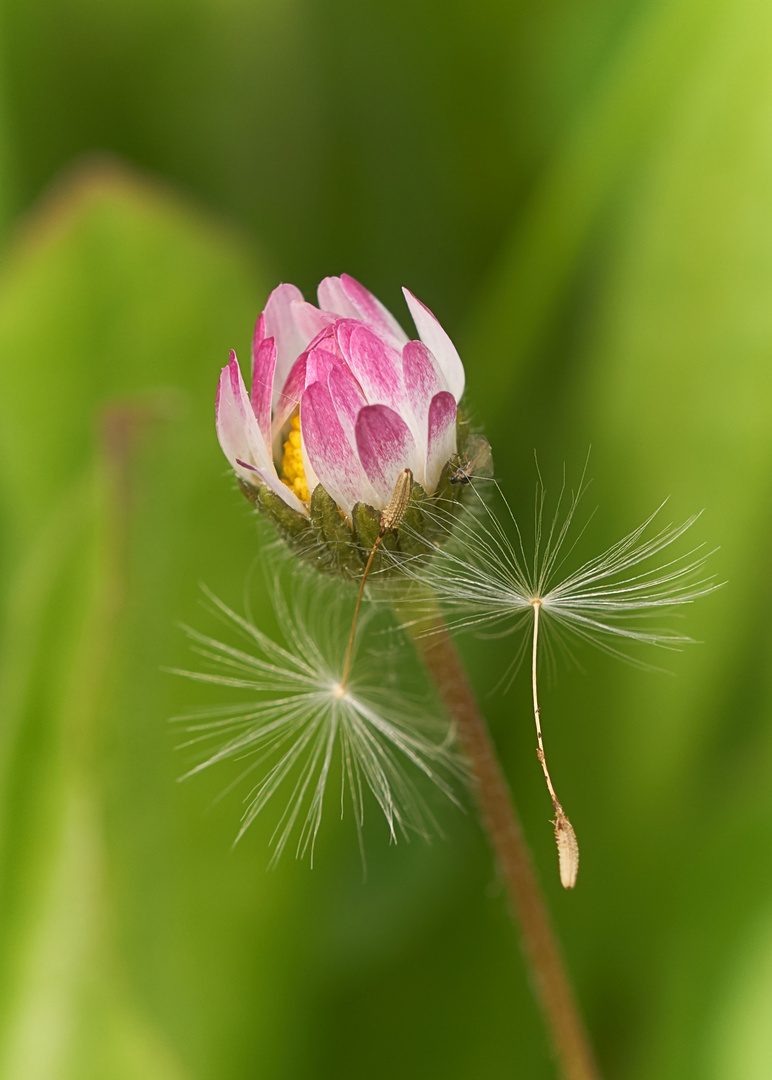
[
  {"x1": 171, "y1": 584, "x2": 466, "y2": 864},
  {"x1": 388, "y1": 469, "x2": 720, "y2": 662}
]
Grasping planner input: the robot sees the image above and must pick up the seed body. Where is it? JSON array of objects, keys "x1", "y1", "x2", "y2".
[{"x1": 554, "y1": 811, "x2": 579, "y2": 890}]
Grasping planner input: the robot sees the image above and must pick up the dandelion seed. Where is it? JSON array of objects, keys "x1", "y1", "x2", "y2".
[
  {"x1": 171, "y1": 583, "x2": 464, "y2": 865},
  {"x1": 389, "y1": 468, "x2": 720, "y2": 887},
  {"x1": 403, "y1": 470, "x2": 718, "y2": 657}
]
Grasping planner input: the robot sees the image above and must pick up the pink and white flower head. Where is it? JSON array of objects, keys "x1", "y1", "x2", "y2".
[{"x1": 216, "y1": 274, "x2": 465, "y2": 520}]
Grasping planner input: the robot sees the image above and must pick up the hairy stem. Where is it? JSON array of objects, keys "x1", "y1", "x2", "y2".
[{"x1": 411, "y1": 617, "x2": 601, "y2": 1080}]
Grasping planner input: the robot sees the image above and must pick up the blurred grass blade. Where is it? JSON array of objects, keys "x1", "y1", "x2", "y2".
[
  {"x1": 0, "y1": 161, "x2": 288, "y2": 1079},
  {"x1": 465, "y1": 0, "x2": 727, "y2": 410}
]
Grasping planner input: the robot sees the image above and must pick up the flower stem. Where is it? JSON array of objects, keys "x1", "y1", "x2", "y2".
[{"x1": 410, "y1": 616, "x2": 601, "y2": 1080}]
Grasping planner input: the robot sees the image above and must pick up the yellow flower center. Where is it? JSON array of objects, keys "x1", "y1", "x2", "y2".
[{"x1": 281, "y1": 410, "x2": 310, "y2": 502}]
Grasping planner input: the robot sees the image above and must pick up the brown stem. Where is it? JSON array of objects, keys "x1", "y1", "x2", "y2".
[{"x1": 411, "y1": 619, "x2": 601, "y2": 1080}]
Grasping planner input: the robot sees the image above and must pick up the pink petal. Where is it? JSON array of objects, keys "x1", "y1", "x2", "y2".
[
  {"x1": 234, "y1": 458, "x2": 308, "y2": 516},
  {"x1": 355, "y1": 404, "x2": 418, "y2": 507},
  {"x1": 333, "y1": 319, "x2": 358, "y2": 363},
  {"x1": 342, "y1": 324, "x2": 408, "y2": 415},
  {"x1": 402, "y1": 339, "x2": 444, "y2": 423},
  {"x1": 298, "y1": 439, "x2": 320, "y2": 500},
  {"x1": 250, "y1": 327, "x2": 276, "y2": 448},
  {"x1": 301, "y1": 382, "x2": 378, "y2": 516},
  {"x1": 425, "y1": 391, "x2": 457, "y2": 493},
  {"x1": 217, "y1": 353, "x2": 308, "y2": 516},
  {"x1": 271, "y1": 352, "x2": 307, "y2": 448},
  {"x1": 339, "y1": 274, "x2": 409, "y2": 347},
  {"x1": 262, "y1": 283, "x2": 309, "y2": 409},
  {"x1": 402, "y1": 288, "x2": 465, "y2": 403},
  {"x1": 305, "y1": 347, "x2": 339, "y2": 387},
  {"x1": 300, "y1": 349, "x2": 345, "y2": 495},
  {"x1": 317, "y1": 277, "x2": 361, "y2": 320},
  {"x1": 290, "y1": 299, "x2": 335, "y2": 343},
  {"x1": 216, "y1": 352, "x2": 271, "y2": 474},
  {"x1": 328, "y1": 364, "x2": 368, "y2": 450}
]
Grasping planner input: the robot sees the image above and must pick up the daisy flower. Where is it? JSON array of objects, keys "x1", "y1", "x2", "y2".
[{"x1": 216, "y1": 275, "x2": 464, "y2": 518}]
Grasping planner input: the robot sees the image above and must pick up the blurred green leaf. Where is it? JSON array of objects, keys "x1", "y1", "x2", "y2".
[
  {"x1": 464, "y1": 0, "x2": 730, "y2": 415},
  {"x1": 706, "y1": 904, "x2": 772, "y2": 1080},
  {"x1": 0, "y1": 0, "x2": 631, "y2": 317},
  {"x1": 0, "y1": 162, "x2": 289, "y2": 1079}
]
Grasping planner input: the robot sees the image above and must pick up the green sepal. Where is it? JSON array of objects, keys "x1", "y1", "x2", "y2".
[
  {"x1": 351, "y1": 501, "x2": 379, "y2": 549},
  {"x1": 309, "y1": 484, "x2": 361, "y2": 576},
  {"x1": 237, "y1": 478, "x2": 314, "y2": 555},
  {"x1": 351, "y1": 502, "x2": 399, "y2": 574},
  {"x1": 397, "y1": 482, "x2": 437, "y2": 558},
  {"x1": 257, "y1": 486, "x2": 311, "y2": 538},
  {"x1": 237, "y1": 477, "x2": 263, "y2": 511}
]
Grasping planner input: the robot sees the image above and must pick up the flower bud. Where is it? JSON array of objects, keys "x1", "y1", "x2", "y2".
[{"x1": 216, "y1": 275, "x2": 490, "y2": 577}]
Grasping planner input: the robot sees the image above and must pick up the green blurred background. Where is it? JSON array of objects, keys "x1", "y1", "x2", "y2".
[{"x1": 0, "y1": 0, "x2": 769, "y2": 1077}]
